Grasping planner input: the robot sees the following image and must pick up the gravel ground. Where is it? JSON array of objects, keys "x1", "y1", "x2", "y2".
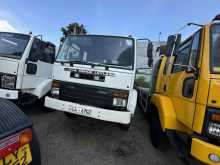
[{"x1": 22, "y1": 105, "x2": 201, "y2": 165}]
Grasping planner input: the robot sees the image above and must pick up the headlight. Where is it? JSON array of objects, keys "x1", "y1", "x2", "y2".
[
  {"x1": 112, "y1": 91, "x2": 128, "y2": 107},
  {"x1": 1, "y1": 74, "x2": 16, "y2": 89},
  {"x1": 205, "y1": 109, "x2": 220, "y2": 138},
  {"x1": 51, "y1": 81, "x2": 60, "y2": 98},
  {"x1": 51, "y1": 87, "x2": 59, "y2": 96},
  {"x1": 113, "y1": 98, "x2": 127, "y2": 107}
]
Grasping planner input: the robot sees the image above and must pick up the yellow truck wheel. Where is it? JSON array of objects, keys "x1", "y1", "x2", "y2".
[{"x1": 149, "y1": 108, "x2": 169, "y2": 150}]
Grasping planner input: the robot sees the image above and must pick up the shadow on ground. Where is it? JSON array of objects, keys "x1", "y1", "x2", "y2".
[{"x1": 21, "y1": 104, "x2": 201, "y2": 165}]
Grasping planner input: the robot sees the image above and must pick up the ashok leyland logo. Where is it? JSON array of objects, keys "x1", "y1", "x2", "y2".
[{"x1": 64, "y1": 68, "x2": 115, "y2": 77}]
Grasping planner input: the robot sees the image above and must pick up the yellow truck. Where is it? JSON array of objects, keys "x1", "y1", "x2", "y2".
[{"x1": 147, "y1": 15, "x2": 220, "y2": 164}]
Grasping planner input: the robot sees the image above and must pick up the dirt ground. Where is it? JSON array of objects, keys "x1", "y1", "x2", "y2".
[{"x1": 22, "y1": 105, "x2": 201, "y2": 165}]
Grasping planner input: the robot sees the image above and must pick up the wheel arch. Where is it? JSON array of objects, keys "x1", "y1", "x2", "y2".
[{"x1": 150, "y1": 94, "x2": 189, "y2": 132}]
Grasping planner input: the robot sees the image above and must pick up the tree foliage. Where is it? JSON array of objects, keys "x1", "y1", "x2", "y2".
[{"x1": 60, "y1": 23, "x2": 87, "y2": 42}]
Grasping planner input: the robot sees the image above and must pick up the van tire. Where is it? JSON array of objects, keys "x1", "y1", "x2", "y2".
[{"x1": 149, "y1": 110, "x2": 169, "y2": 150}]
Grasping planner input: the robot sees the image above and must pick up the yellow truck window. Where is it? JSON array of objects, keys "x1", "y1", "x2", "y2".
[
  {"x1": 210, "y1": 24, "x2": 220, "y2": 73},
  {"x1": 173, "y1": 39, "x2": 192, "y2": 73},
  {"x1": 189, "y1": 30, "x2": 201, "y2": 67}
]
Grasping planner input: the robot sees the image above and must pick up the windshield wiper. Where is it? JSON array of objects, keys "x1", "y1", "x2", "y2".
[{"x1": 57, "y1": 60, "x2": 131, "y2": 70}]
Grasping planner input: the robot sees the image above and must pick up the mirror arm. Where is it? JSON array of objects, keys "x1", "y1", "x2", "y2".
[{"x1": 34, "y1": 34, "x2": 43, "y2": 41}]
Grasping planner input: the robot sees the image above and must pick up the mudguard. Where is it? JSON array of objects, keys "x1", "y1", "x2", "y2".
[
  {"x1": 150, "y1": 94, "x2": 189, "y2": 132},
  {"x1": 27, "y1": 79, "x2": 52, "y2": 98}
]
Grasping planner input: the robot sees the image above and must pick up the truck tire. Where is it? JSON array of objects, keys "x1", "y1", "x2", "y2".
[
  {"x1": 119, "y1": 123, "x2": 131, "y2": 131},
  {"x1": 64, "y1": 112, "x2": 77, "y2": 118},
  {"x1": 149, "y1": 110, "x2": 169, "y2": 150},
  {"x1": 118, "y1": 117, "x2": 133, "y2": 131},
  {"x1": 38, "y1": 97, "x2": 55, "y2": 113}
]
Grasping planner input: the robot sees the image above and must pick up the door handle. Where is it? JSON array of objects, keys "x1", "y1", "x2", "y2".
[{"x1": 163, "y1": 85, "x2": 167, "y2": 92}]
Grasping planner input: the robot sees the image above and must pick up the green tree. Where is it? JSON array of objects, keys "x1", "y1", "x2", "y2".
[{"x1": 60, "y1": 23, "x2": 87, "y2": 42}]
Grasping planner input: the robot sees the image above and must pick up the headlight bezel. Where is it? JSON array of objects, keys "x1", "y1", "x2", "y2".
[
  {"x1": 112, "y1": 91, "x2": 129, "y2": 108},
  {"x1": 204, "y1": 108, "x2": 220, "y2": 140},
  {"x1": 51, "y1": 81, "x2": 60, "y2": 98},
  {"x1": 0, "y1": 73, "x2": 17, "y2": 89}
]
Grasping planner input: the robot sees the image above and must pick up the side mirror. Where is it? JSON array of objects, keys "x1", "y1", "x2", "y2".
[
  {"x1": 166, "y1": 34, "x2": 181, "y2": 57},
  {"x1": 186, "y1": 65, "x2": 199, "y2": 79},
  {"x1": 156, "y1": 45, "x2": 167, "y2": 56},
  {"x1": 186, "y1": 66, "x2": 195, "y2": 73},
  {"x1": 147, "y1": 42, "x2": 153, "y2": 67},
  {"x1": 26, "y1": 63, "x2": 37, "y2": 74}
]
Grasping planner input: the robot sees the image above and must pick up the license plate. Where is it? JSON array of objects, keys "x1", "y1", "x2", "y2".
[
  {"x1": 68, "y1": 105, "x2": 92, "y2": 116},
  {"x1": 0, "y1": 143, "x2": 32, "y2": 165}
]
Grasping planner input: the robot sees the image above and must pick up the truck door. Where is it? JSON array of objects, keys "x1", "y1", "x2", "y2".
[
  {"x1": 22, "y1": 38, "x2": 55, "y2": 89},
  {"x1": 167, "y1": 30, "x2": 201, "y2": 128}
]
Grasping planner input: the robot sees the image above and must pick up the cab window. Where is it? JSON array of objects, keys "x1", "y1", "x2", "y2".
[
  {"x1": 210, "y1": 24, "x2": 220, "y2": 73},
  {"x1": 29, "y1": 39, "x2": 55, "y2": 63},
  {"x1": 29, "y1": 38, "x2": 41, "y2": 62},
  {"x1": 189, "y1": 30, "x2": 201, "y2": 67},
  {"x1": 39, "y1": 42, "x2": 55, "y2": 64},
  {"x1": 172, "y1": 38, "x2": 192, "y2": 73}
]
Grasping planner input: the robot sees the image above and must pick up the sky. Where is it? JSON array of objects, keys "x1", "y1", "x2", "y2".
[{"x1": 0, "y1": 0, "x2": 219, "y2": 46}]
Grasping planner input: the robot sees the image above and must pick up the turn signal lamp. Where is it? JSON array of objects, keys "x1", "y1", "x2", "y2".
[
  {"x1": 0, "y1": 129, "x2": 32, "y2": 158},
  {"x1": 52, "y1": 81, "x2": 60, "y2": 88},
  {"x1": 19, "y1": 129, "x2": 33, "y2": 146},
  {"x1": 112, "y1": 91, "x2": 128, "y2": 99},
  {"x1": 211, "y1": 114, "x2": 220, "y2": 122}
]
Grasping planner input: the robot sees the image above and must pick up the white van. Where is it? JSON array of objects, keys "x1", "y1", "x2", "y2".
[
  {"x1": 0, "y1": 32, "x2": 55, "y2": 105},
  {"x1": 45, "y1": 35, "x2": 137, "y2": 130}
]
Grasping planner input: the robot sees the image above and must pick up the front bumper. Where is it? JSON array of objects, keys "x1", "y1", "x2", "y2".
[
  {"x1": 191, "y1": 138, "x2": 220, "y2": 165},
  {"x1": 45, "y1": 97, "x2": 131, "y2": 124},
  {"x1": 0, "y1": 88, "x2": 18, "y2": 100}
]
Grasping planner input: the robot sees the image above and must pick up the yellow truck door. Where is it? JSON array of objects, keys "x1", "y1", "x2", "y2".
[{"x1": 167, "y1": 30, "x2": 201, "y2": 128}]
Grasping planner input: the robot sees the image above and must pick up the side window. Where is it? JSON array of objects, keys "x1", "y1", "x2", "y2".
[
  {"x1": 189, "y1": 31, "x2": 201, "y2": 66},
  {"x1": 172, "y1": 39, "x2": 192, "y2": 73},
  {"x1": 39, "y1": 42, "x2": 55, "y2": 64},
  {"x1": 29, "y1": 39, "x2": 41, "y2": 62}
]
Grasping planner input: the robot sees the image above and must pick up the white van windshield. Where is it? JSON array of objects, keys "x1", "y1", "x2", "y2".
[
  {"x1": 57, "y1": 35, "x2": 135, "y2": 69},
  {"x1": 0, "y1": 32, "x2": 30, "y2": 59}
]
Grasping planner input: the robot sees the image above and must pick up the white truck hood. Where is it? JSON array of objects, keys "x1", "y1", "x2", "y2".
[
  {"x1": 0, "y1": 57, "x2": 19, "y2": 75},
  {"x1": 53, "y1": 63, "x2": 135, "y2": 90}
]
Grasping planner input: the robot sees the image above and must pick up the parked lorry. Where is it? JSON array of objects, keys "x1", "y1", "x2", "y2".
[
  {"x1": 146, "y1": 15, "x2": 220, "y2": 164},
  {"x1": 45, "y1": 35, "x2": 137, "y2": 130},
  {"x1": 0, "y1": 32, "x2": 55, "y2": 105}
]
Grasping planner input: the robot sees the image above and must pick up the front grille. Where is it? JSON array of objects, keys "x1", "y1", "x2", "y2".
[
  {"x1": 0, "y1": 73, "x2": 17, "y2": 89},
  {"x1": 59, "y1": 82, "x2": 127, "y2": 111}
]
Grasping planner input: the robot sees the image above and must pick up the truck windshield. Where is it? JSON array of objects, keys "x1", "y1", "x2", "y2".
[
  {"x1": 211, "y1": 24, "x2": 220, "y2": 73},
  {"x1": 57, "y1": 35, "x2": 135, "y2": 69},
  {"x1": 0, "y1": 32, "x2": 30, "y2": 59}
]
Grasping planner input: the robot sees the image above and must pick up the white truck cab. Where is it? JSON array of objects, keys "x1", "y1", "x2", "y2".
[
  {"x1": 0, "y1": 32, "x2": 55, "y2": 105},
  {"x1": 45, "y1": 35, "x2": 137, "y2": 130}
]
